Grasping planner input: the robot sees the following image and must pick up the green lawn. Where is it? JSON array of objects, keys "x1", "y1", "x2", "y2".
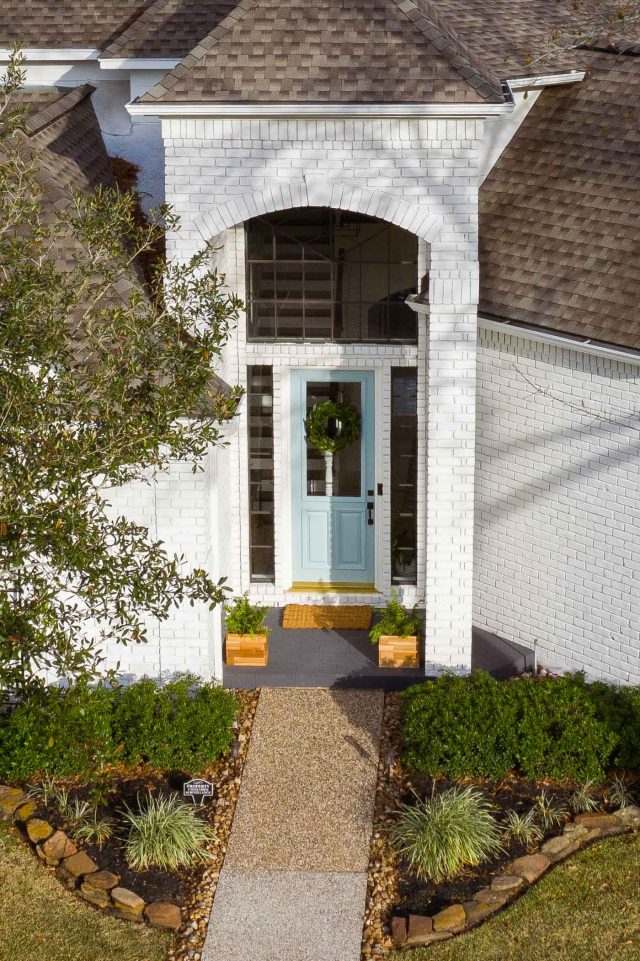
[
  {"x1": 0, "y1": 822, "x2": 170, "y2": 961},
  {"x1": 390, "y1": 834, "x2": 640, "y2": 961}
]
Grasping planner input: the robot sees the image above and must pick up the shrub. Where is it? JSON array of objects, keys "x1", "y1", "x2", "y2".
[
  {"x1": 0, "y1": 675, "x2": 237, "y2": 780},
  {"x1": 514, "y1": 675, "x2": 618, "y2": 782},
  {"x1": 224, "y1": 594, "x2": 269, "y2": 636},
  {"x1": 587, "y1": 682, "x2": 640, "y2": 772},
  {"x1": 122, "y1": 792, "x2": 215, "y2": 870},
  {"x1": 370, "y1": 592, "x2": 422, "y2": 645},
  {"x1": 0, "y1": 682, "x2": 116, "y2": 780},
  {"x1": 401, "y1": 672, "x2": 620, "y2": 783},
  {"x1": 390, "y1": 786, "x2": 503, "y2": 883},
  {"x1": 112, "y1": 675, "x2": 237, "y2": 770},
  {"x1": 401, "y1": 672, "x2": 520, "y2": 779},
  {"x1": 503, "y1": 808, "x2": 543, "y2": 846}
]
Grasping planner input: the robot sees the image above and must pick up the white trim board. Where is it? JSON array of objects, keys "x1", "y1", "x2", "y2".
[
  {"x1": 479, "y1": 316, "x2": 640, "y2": 367},
  {"x1": 0, "y1": 48, "x2": 100, "y2": 61},
  {"x1": 128, "y1": 100, "x2": 515, "y2": 119},
  {"x1": 506, "y1": 71, "x2": 585, "y2": 91},
  {"x1": 100, "y1": 58, "x2": 181, "y2": 70}
]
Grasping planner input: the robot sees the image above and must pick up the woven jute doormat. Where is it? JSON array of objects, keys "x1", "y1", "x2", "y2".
[{"x1": 282, "y1": 605, "x2": 373, "y2": 630}]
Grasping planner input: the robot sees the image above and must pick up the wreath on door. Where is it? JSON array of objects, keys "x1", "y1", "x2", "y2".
[{"x1": 304, "y1": 401, "x2": 361, "y2": 453}]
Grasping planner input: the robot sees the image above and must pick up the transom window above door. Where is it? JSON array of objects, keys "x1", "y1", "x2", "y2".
[{"x1": 246, "y1": 208, "x2": 418, "y2": 343}]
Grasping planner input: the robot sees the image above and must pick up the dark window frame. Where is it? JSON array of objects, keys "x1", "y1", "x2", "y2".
[
  {"x1": 390, "y1": 368, "x2": 418, "y2": 586},
  {"x1": 247, "y1": 366, "x2": 275, "y2": 582},
  {"x1": 246, "y1": 208, "x2": 418, "y2": 344}
]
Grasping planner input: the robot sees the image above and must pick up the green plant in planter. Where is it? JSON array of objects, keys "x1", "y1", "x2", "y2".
[
  {"x1": 390, "y1": 785, "x2": 503, "y2": 883},
  {"x1": 225, "y1": 594, "x2": 270, "y2": 636},
  {"x1": 370, "y1": 592, "x2": 421, "y2": 645}
]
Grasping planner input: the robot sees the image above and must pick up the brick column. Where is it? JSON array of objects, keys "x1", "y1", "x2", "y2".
[{"x1": 422, "y1": 262, "x2": 478, "y2": 673}]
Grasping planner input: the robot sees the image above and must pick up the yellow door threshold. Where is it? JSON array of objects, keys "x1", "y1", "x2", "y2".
[{"x1": 288, "y1": 581, "x2": 379, "y2": 594}]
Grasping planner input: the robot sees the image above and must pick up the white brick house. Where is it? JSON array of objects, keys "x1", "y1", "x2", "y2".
[{"x1": 3, "y1": 0, "x2": 639, "y2": 685}]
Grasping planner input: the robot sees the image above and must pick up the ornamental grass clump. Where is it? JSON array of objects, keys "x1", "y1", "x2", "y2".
[
  {"x1": 503, "y1": 808, "x2": 544, "y2": 847},
  {"x1": 390, "y1": 786, "x2": 503, "y2": 883},
  {"x1": 534, "y1": 789, "x2": 568, "y2": 830},
  {"x1": 122, "y1": 792, "x2": 215, "y2": 870},
  {"x1": 570, "y1": 779, "x2": 600, "y2": 814},
  {"x1": 607, "y1": 775, "x2": 634, "y2": 809}
]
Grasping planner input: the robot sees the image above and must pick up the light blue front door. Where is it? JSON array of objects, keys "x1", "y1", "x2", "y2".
[{"x1": 291, "y1": 370, "x2": 375, "y2": 585}]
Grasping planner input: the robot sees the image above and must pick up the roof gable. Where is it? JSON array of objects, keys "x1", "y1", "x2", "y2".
[{"x1": 140, "y1": 0, "x2": 505, "y2": 105}]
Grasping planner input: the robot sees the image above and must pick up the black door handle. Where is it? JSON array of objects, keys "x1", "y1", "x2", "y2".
[{"x1": 367, "y1": 502, "x2": 374, "y2": 526}]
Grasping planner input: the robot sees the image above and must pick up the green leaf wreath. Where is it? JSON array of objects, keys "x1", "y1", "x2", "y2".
[{"x1": 304, "y1": 401, "x2": 361, "y2": 453}]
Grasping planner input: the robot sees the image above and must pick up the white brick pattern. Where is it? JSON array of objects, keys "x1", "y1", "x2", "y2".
[
  {"x1": 98, "y1": 115, "x2": 484, "y2": 680},
  {"x1": 475, "y1": 326, "x2": 640, "y2": 685}
]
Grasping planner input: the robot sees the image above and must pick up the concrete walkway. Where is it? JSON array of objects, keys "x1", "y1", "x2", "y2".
[{"x1": 203, "y1": 688, "x2": 384, "y2": 961}]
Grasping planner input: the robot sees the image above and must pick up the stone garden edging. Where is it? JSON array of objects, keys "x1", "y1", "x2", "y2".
[
  {"x1": 390, "y1": 806, "x2": 640, "y2": 949},
  {"x1": 0, "y1": 784, "x2": 182, "y2": 930},
  {"x1": 0, "y1": 688, "x2": 260, "y2": 949}
]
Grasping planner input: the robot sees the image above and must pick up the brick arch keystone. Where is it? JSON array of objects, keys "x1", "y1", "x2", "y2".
[{"x1": 193, "y1": 178, "x2": 444, "y2": 247}]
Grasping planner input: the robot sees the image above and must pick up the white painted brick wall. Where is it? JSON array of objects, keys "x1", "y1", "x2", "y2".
[
  {"x1": 100, "y1": 456, "x2": 216, "y2": 681},
  {"x1": 475, "y1": 326, "x2": 640, "y2": 685},
  {"x1": 162, "y1": 115, "x2": 484, "y2": 673}
]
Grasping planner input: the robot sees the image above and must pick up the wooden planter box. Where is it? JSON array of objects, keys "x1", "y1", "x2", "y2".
[
  {"x1": 225, "y1": 633, "x2": 269, "y2": 667},
  {"x1": 378, "y1": 635, "x2": 419, "y2": 669}
]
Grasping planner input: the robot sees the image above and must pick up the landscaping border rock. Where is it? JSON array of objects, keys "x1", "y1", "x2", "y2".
[
  {"x1": 0, "y1": 687, "x2": 259, "y2": 949},
  {"x1": 386, "y1": 806, "x2": 639, "y2": 949},
  {"x1": 362, "y1": 695, "x2": 640, "y2": 957}
]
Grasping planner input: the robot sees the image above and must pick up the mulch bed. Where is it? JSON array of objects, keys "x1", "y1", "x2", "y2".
[
  {"x1": 19, "y1": 689, "x2": 259, "y2": 952},
  {"x1": 362, "y1": 693, "x2": 637, "y2": 958}
]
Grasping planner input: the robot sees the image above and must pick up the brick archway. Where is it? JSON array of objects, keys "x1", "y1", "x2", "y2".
[{"x1": 193, "y1": 176, "x2": 444, "y2": 248}]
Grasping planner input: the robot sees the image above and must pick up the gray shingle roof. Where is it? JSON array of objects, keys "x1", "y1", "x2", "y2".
[
  {"x1": 100, "y1": 0, "x2": 236, "y2": 60},
  {"x1": 0, "y1": 1, "x2": 154, "y2": 51},
  {"x1": 9, "y1": 85, "x2": 232, "y2": 396},
  {"x1": 16, "y1": 85, "x2": 114, "y2": 198},
  {"x1": 479, "y1": 51, "x2": 640, "y2": 351},
  {"x1": 139, "y1": 0, "x2": 506, "y2": 105}
]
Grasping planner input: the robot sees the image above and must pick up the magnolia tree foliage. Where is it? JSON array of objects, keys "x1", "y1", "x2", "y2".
[{"x1": 0, "y1": 55, "x2": 243, "y2": 693}]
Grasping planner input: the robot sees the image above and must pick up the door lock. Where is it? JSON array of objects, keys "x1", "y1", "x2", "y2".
[{"x1": 367, "y1": 502, "x2": 374, "y2": 526}]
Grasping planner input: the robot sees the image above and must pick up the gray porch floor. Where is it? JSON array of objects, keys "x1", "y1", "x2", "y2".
[{"x1": 223, "y1": 608, "x2": 533, "y2": 690}]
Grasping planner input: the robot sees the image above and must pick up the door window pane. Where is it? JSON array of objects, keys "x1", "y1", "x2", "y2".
[
  {"x1": 391, "y1": 368, "x2": 418, "y2": 584},
  {"x1": 305, "y1": 381, "x2": 362, "y2": 498}
]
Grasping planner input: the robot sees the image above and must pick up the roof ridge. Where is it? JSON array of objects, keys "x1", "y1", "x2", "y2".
[
  {"x1": 23, "y1": 84, "x2": 96, "y2": 137},
  {"x1": 101, "y1": 0, "x2": 168, "y2": 58},
  {"x1": 392, "y1": 0, "x2": 505, "y2": 101},
  {"x1": 143, "y1": 0, "x2": 256, "y2": 98}
]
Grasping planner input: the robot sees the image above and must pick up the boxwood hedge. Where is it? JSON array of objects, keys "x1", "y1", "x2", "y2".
[
  {"x1": 0, "y1": 675, "x2": 237, "y2": 781},
  {"x1": 401, "y1": 671, "x2": 637, "y2": 783}
]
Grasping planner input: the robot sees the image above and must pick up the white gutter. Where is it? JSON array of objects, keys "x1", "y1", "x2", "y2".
[
  {"x1": 480, "y1": 316, "x2": 640, "y2": 367},
  {"x1": 506, "y1": 70, "x2": 585, "y2": 91},
  {"x1": 100, "y1": 58, "x2": 181, "y2": 70},
  {"x1": 127, "y1": 100, "x2": 515, "y2": 119},
  {"x1": 0, "y1": 48, "x2": 100, "y2": 61}
]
